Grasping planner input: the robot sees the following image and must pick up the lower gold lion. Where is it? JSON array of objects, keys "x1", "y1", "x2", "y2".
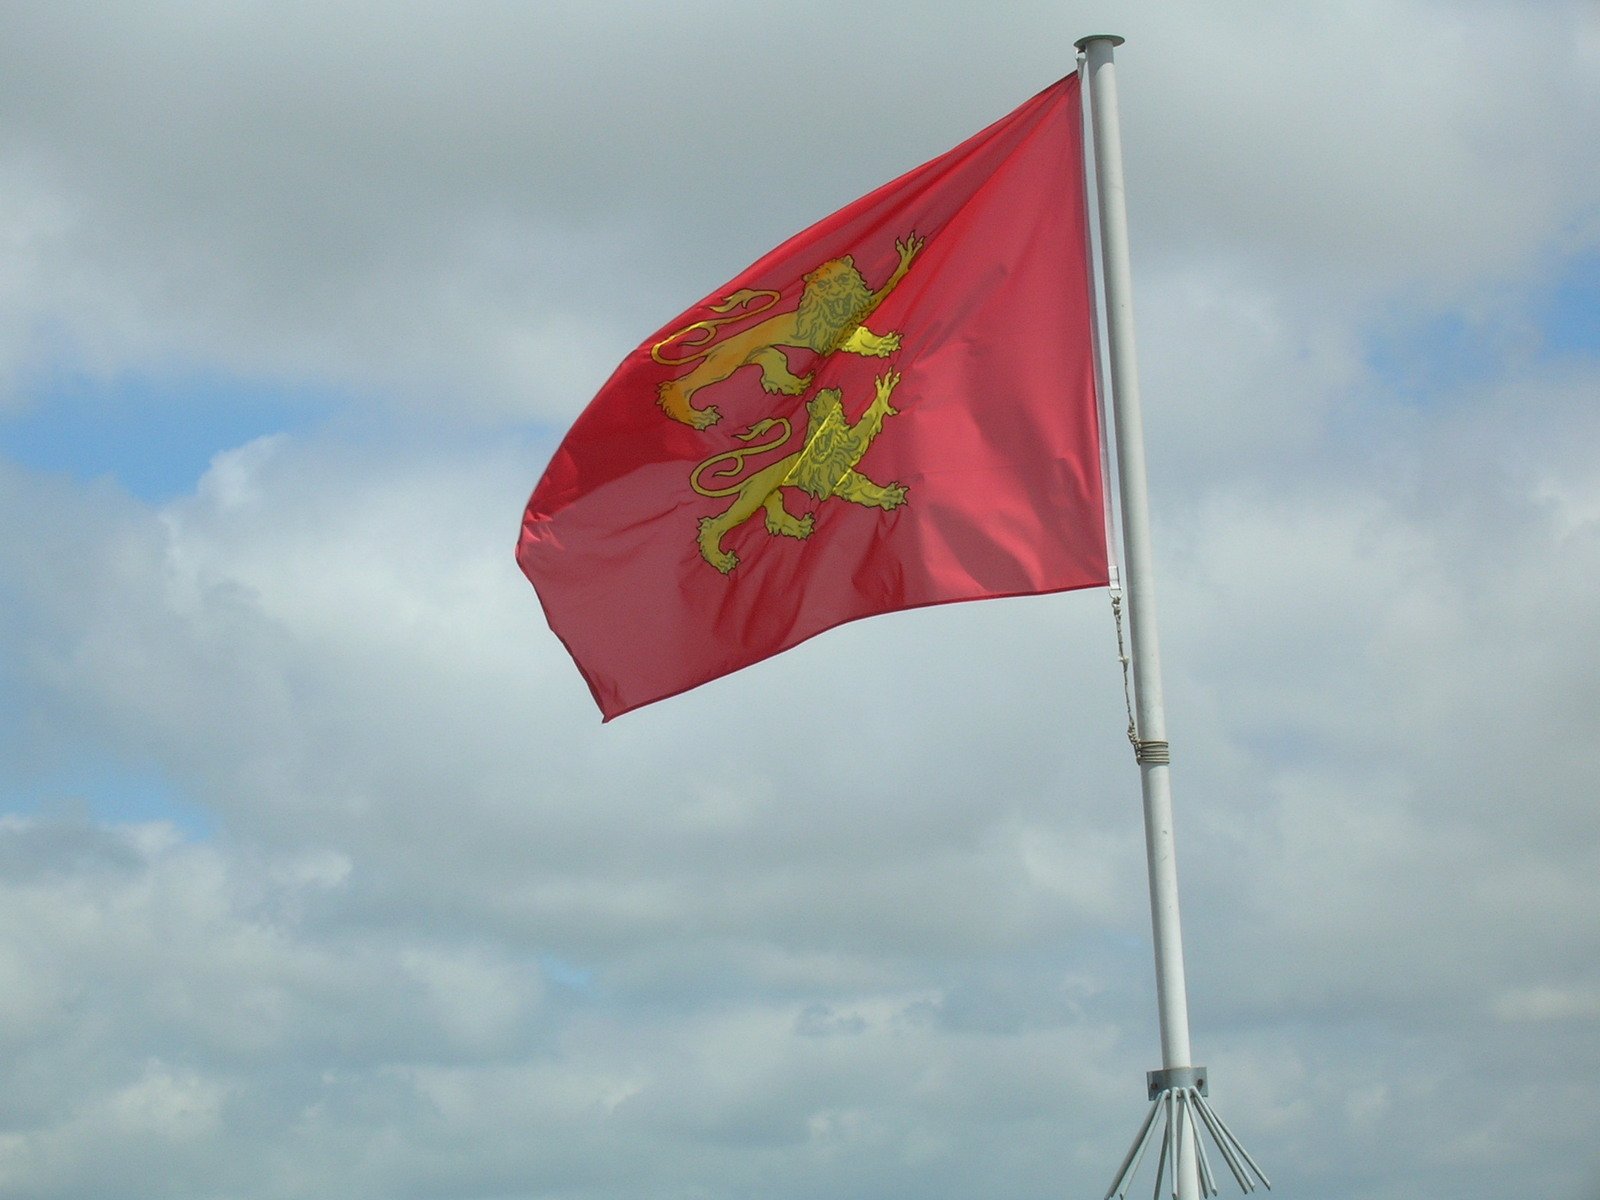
[{"x1": 690, "y1": 370, "x2": 908, "y2": 573}]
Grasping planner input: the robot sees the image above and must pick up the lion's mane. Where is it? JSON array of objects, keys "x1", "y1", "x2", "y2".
[{"x1": 793, "y1": 259, "x2": 876, "y2": 353}]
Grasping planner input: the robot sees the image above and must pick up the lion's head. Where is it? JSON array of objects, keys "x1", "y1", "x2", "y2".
[{"x1": 795, "y1": 256, "x2": 875, "y2": 353}]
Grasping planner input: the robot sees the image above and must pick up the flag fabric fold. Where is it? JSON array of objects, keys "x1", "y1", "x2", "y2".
[{"x1": 518, "y1": 74, "x2": 1107, "y2": 720}]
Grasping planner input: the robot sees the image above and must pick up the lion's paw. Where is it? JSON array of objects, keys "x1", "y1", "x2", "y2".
[
  {"x1": 697, "y1": 518, "x2": 738, "y2": 573},
  {"x1": 765, "y1": 509, "x2": 812, "y2": 540},
  {"x1": 881, "y1": 484, "x2": 908, "y2": 510},
  {"x1": 690, "y1": 405, "x2": 722, "y2": 430},
  {"x1": 871, "y1": 334, "x2": 900, "y2": 357}
]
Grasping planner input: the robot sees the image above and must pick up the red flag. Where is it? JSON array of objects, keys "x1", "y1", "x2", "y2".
[{"x1": 518, "y1": 75, "x2": 1107, "y2": 720}]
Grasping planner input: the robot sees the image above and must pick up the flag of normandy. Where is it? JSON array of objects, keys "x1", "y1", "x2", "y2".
[{"x1": 518, "y1": 74, "x2": 1108, "y2": 720}]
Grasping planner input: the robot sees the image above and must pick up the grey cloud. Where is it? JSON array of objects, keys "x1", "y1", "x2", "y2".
[{"x1": 4, "y1": 1, "x2": 1595, "y2": 421}]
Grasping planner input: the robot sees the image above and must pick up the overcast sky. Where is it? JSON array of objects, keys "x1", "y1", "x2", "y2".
[{"x1": 2, "y1": 2, "x2": 1598, "y2": 1198}]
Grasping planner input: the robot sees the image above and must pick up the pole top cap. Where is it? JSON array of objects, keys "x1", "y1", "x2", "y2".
[{"x1": 1074, "y1": 34, "x2": 1126, "y2": 50}]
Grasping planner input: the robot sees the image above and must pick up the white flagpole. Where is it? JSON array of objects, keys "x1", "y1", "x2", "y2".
[
  {"x1": 1076, "y1": 35, "x2": 1268, "y2": 1200},
  {"x1": 1077, "y1": 26, "x2": 1194, "y2": 1082}
]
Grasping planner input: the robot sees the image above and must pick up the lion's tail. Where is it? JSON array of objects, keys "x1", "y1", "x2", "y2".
[
  {"x1": 651, "y1": 288, "x2": 782, "y2": 366},
  {"x1": 689, "y1": 418, "x2": 791, "y2": 497}
]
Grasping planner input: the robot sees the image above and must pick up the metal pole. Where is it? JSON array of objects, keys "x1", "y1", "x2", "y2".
[{"x1": 1076, "y1": 34, "x2": 1201, "y2": 1200}]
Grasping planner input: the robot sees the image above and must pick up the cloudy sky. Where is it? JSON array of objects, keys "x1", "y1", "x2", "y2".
[{"x1": 2, "y1": 2, "x2": 1598, "y2": 1197}]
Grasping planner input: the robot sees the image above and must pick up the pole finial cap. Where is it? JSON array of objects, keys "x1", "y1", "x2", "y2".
[{"x1": 1074, "y1": 34, "x2": 1126, "y2": 50}]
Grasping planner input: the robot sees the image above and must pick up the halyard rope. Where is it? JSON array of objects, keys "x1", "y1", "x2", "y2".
[{"x1": 1111, "y1": 587, "x2": 1170, "y2": 766}]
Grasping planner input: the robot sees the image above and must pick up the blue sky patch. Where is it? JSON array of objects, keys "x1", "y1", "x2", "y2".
[
  {"x1": 539, "y1": 954, "x2": 597, "y2": 994},
  {"x1": 1366, "y1": 248, "x2": 1600, "y2": 402},
  {"x1": 1, "y1": 365, "x2": 339, "y2": 504},
  {"x1": 1, "y1": 755, "x2": 217, "y2": 842},
  {"x1": 1366, "y1": 309, "x2": 1508, "y2": 400},
  {"x1": 1536, "y1": 248, "x2": 1600, "y2": 358}
]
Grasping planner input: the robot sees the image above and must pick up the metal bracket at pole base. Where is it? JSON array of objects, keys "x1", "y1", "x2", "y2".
[
  {"x1": 1147, "y1": 1065, "x2": 1207, "y2": 1099},
  {"x1": 1106, "y1": 1074, "x2": 1270, "y2": 1199}
]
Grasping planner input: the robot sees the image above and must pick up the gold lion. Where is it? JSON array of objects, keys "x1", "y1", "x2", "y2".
[
  {"x1": 654, "y1": 234, "x2": 924, "y2": 430},
  {"x1": 690, "y1": 370, "x2": 908, "y2": 574}
]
